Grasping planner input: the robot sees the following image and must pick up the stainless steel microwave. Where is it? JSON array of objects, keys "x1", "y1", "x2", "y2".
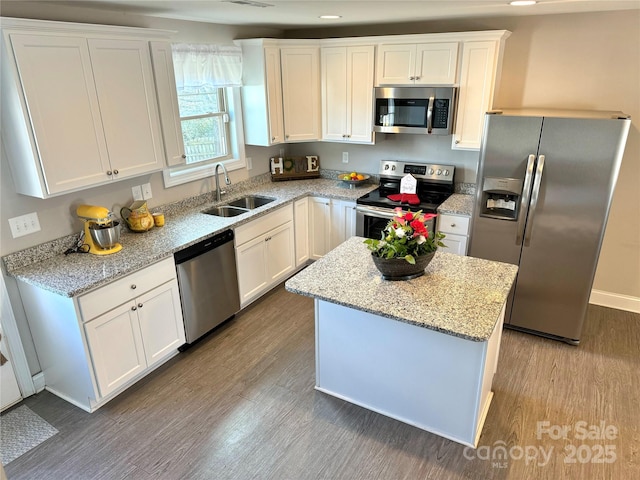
[{"x1": 373, "y1": 86, "x2": 456, "y2": 135}]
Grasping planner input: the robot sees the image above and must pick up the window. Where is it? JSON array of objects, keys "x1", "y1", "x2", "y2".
[
  {"x1": 178, "y1": 85, "x2": 231, "y2": 164},
  {"x1": 163, "y1": 44, "x2": 245, "y2": 187}
]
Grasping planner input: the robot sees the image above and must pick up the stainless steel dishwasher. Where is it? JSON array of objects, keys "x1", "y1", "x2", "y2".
[{"x1": 174, "y1": 229, "x2": 240, "y2": 346}]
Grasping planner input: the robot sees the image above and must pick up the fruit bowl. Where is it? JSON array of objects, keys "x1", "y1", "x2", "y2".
[{"x1": 338, "y1": 172, "x2": 370, "y2": 188}]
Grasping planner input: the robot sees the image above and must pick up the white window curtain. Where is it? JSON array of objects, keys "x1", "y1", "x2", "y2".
[{"x1": 171, "y1": 43, "x2": 243, "y2": 88}]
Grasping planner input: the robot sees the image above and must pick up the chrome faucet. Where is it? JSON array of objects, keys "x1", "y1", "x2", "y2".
[{"x1": 214, "y1": 162, "x2": 231, "y2": 202}]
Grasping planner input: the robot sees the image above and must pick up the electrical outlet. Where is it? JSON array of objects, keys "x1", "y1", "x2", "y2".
[
  {"x1": 141, "y1": 183, "x2": 152, "y2": 200},
  {"x1": 246, "y1": 157, "x2": 253, "y2": 170},
  {"x1": 8, "y1": 212, "x2": 41, "y2": 238},
  {"x1": 342, "y1": 152, "x2": 349, "y2": 163},
  {"x1": 132, "y1": 185, "x2": 143, "y2": 201}
]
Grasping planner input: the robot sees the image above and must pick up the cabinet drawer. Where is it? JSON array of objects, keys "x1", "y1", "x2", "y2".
[
  {"x1": 235, "y1": 203, "x2": 294, "y2": 246},
  {"x1": 438, "y1": 214, "x2": 470, "y2": 236},
  {"x1": 78, "y1": 257, "x2": 176, "y2": 321}
]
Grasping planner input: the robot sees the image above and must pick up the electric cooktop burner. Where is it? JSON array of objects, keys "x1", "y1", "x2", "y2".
[{"x1": 357, "y1": 160, "x2": 455, "y2": 212}]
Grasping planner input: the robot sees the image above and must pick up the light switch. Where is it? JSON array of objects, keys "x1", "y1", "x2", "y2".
[
  {"x1": 8, "y1": 212, "x2": 41, "y2": 238},
  {"x1": 342, "y1": 152, "x2": 349, "y2": 163},
  {"x1": 246, "y1": 157, "x2": 253, "y2": 170}
]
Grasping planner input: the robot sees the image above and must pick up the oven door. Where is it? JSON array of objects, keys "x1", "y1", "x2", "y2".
[{"x1": 356, "y1": 205, "x2": 436, "y2": 239}]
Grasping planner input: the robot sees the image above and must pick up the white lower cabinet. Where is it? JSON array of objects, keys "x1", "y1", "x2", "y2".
[
  {"x1": 294, "y1": 197, "x2": 310, "y2": 266},
  {"x1": 310, "y1": 197, "x2": 356, "y2": 259},
  {"x1": 17, "y1": 257, "x2": 185, "y2": 412},
  {"x1": 437, "y1": 213, "x2": 470, "y2": 256},
  {"x1": 84, "y1": 279, "x2": 184, "y2": 397},
  {"x1": 235, "y1": 204, "x2": 295, "y2": 307}
]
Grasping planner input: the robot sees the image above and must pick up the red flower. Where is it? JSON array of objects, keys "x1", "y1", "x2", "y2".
[{"x1": 404, "y1": 212, "x2": 414, "y2": 221}]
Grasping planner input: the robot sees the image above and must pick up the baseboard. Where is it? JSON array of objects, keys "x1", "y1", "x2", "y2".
[
  {"x1": 589, "y1": 289, "x2": 640, "y2": 314},
  {"x1": 32, "y1": 372, "x2": 45, "y2": 393}
]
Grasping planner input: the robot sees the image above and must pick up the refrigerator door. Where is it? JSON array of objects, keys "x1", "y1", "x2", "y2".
[
  {"x1": 469, "y1": 114, "x2": 543, "y2": 266},
  {"x1": 509, "y1": 117, "x2": 629, "y2": 341}
]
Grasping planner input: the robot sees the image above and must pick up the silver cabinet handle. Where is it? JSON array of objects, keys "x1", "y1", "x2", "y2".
[
  {"x1": 524, "y1": 155, "x2": 545, "y2": 247},
  {"x1": 409, "y1": 76, "x2": 415, "y2": 81},
  {"x1": 138, "y1": 303, "x2": 143, "y2": 308},
  {"x1": 131, "y1": 284, "x2": 137, "y2": 290},
  {"x1": 106, "y1": 170, "x2": 112, "y2": 176},
  {"x1": 131, "y1": 306, "x2": 137, "y2": 311},
  {"x1": 516, "y1": 154, "x2": 536, "y2": 246},
  {"x1": 450, "y1": 223, "x2": 456, "y2": 227},
  {"x1": 182, "y1": 154, "x2": 187, "y2": 159},
  {"x1": 113, "y1": 169, "x2": 119, "y2": 175},
  {"x1": 415, "y1": 76, "x2": 421, "y2": 80}
]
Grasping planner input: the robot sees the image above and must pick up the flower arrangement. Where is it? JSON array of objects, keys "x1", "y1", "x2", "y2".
[{"x1": 364, "y1": 208, "x2": 445, "y2": 264}]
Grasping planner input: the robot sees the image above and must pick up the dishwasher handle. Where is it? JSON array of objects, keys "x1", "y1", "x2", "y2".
[{"x1": 174, "y1": 229, "x2": 235, "y2": 264}]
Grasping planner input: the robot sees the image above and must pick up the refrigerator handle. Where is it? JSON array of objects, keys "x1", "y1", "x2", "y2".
[
  {"x1": 516, "y1": 154, "x2": 537, "y2": 246},
  {"x1": 524, "y1": 154, "x2": 545, "y2": 247}
]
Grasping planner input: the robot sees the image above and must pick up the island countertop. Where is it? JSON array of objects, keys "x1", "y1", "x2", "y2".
[{"x1": 285, "y1": 236, "x2": 518, "y2": 342}]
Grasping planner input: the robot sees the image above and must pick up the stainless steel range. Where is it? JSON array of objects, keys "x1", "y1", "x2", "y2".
[{"x1": 356, "y1": 160, "x2": 455, "y2": 239}]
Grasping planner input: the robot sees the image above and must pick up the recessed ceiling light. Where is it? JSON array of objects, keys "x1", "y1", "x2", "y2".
[
  {"x1": 319, "y1": 15, "x2": 342, "y2": 20},
  {"x1": 509, "y1": 1, "x2": 537, "y2": 5}
]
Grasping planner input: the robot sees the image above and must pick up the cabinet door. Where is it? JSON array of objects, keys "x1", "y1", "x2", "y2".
[
  {"x1": 375, "y1": 44, "x2": 415, "y2": 85},
  {"x1": 347, "y1": 46, "x2": 375, "y2": 143},
  {"x1": 150, "y1": 41, "x2": 186, "y2": 166},
  {"x1": 453, "y1": 41, "x2": 499, "y2": 150},
  {"x1": 264, "y1": 46, "x2": 285, "y2": 144},
  {"x1": 414, "y1": 43, "x2": 458, "y2": 85},
  {"x1": 309, "y1": 197, "x2": 331, "y2": 259},
  {"x1": 9, "y1": 34, "x2": 111, "y2": 194},
  {"x1": 441, "y1": 233, "x2": 468, "y2": 256},
  {"x1": 236, "y1": 235, "x2": 269, "y2": 306},
  {"x1": 88, "y1": 38, "x2": 164, "y2": 178},
  {"x1": 84, "y1": 303, "x2": 146, "y2": 397},
  {"x1": 294, "y1": 197, "x2": 310, "y2": 266},
  {"x1": 330, "y1": 200, "x2": 357, "y2": 250},
  {"x1": 321, "y1": 46, "x2": 348, "y2": 142},
  {"x1": 266, "y1": 222, "x2": 296, "y2": 284},
  {"x1": 136, "y1": 280, "x2": 185, "y2": 368},
  {"x1": 280, "y1": 47, "x2": 320, "y2": 142}
]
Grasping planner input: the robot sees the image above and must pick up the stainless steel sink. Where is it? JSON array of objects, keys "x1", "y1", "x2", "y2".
[
  {"x1": 202, "y1": 205, "x2": 249, "y2": 217},
  {"x1": 226, "y1": 195, "x2": 275, "y2": 209}
]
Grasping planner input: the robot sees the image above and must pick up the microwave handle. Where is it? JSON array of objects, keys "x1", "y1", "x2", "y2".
[{"x1": 426, "y1": 96, "x2": 435, "y2": 134}]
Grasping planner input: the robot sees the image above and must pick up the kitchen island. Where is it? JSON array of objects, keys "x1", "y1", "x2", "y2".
[{"x1": 285, "y1": 237, "x2": 518, "y2": 447}]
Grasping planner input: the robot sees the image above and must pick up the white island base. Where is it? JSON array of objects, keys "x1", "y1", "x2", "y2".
[{"x1": 314, "y1": 299, "x2": 505, "y2": 448}]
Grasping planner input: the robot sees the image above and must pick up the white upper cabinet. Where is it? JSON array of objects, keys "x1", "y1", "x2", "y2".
[
  {"x1": 280, "y1": 46, "x2": 321, "y2": 142},
  {"x1": 150, "y1": 41, "x2": 186, "y2": 166},
  {"x1": 0, "y1": 18, "x2": 170, "y2": 198},
  {"x1": 376, "y1": 42, "x2": 458, "y2": 86},
  {"x1": 452, "y1": 40, "x2": 503, "y2": 150},
  {"x1": 321, "y1": 45, "x2": 375, "y2": 144},
  {"x1": 237, "y1": 39, "x2": 285, "y2": 146},
  {"x1": 237, "y1": 40, "x2": 320, "y2": 145}
]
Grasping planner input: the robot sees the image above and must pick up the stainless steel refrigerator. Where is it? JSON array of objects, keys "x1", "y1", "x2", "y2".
[{"x1": 468, "y1": 109, "x2": 631, "y2": 344}]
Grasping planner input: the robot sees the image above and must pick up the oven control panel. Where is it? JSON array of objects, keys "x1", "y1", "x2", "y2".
[{"x1": 379, "y1": 160, "x2": 455, "y2": 183}]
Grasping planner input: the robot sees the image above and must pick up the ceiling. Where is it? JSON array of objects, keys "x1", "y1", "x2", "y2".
[{"x1": 10, "y1": 0, "x2": 640, "y2": 29}]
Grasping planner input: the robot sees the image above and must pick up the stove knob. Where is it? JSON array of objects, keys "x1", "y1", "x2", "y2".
[
  {"x1": 437, "y1": 169, "x2": 442, "y2": 175},
  {"x1": 384, "y1": 164, "x2": 390, "y2": 170},
  {"x1": 391, "y1": 165, "x2": 396, "y2": 171},
  {"x1": 428, "y1": 168, "x2": 434, "y2": 174},
  {"x1": 443, "y1": 169, "x2": 450, "y2": 176}
]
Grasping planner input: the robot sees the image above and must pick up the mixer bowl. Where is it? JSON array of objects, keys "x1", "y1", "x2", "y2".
[{"x1": 89, "y1": 221, "x2": 121, "y2": 249}]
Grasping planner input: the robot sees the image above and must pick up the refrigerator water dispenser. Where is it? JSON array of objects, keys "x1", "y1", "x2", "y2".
[{"x1": 479, "y1": 177, "x2": 522, "y2": 221}]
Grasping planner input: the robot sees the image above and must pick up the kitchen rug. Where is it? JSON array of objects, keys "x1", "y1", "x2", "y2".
[{"x1": 0, "y1": 405, "x2": 58, "y2": 465}]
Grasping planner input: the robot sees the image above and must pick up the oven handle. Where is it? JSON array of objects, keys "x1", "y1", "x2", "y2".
[{"x1": 356, "y1": 205, "x2": 400, "y2": 219}]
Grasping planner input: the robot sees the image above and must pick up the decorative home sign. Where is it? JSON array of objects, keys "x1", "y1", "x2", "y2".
[{"x1": 270, "y1": 156, "x2": 320, "y2": 181}]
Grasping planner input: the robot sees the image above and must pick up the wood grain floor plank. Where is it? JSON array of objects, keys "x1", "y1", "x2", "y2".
[{"x1": 4, "y1": 286, "x2": 639, "y2": 479}]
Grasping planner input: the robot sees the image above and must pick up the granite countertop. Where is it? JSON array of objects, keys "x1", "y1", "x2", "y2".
[
  {"x1": 438, "y1": 193, "x2": 475, "y2": 216},
  {"x1": 285, "y1": 236, "x2": 518, "y2": 342},
  {"x1": 3, "y1": 176, "x2": 377, "y2": 298}
]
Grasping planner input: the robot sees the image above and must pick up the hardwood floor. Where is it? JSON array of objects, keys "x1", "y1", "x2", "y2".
[{"x1": 4, "y1": 285, "x2": 639, "y2": 479}]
